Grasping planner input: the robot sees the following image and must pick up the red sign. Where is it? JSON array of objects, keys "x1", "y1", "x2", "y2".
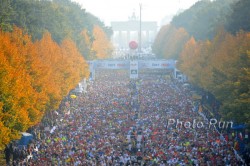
[{"x1": 129, "y1": 41, "x2": 138, "y2": 50}]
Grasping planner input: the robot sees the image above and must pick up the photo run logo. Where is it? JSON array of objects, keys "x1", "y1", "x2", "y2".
[{"x1": 167, "y1": 118, "x2": 233, "y2": 129}]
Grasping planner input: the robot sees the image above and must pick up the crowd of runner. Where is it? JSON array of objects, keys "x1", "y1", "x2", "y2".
[{"x1": 5, "y1": 70, "x2": 246, "y2": 165}]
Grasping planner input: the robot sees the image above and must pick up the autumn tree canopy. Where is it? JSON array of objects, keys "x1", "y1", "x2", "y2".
[
  {"x1": 178, "y1": 29, "x2": 250, "y2": 125},
  {"x1": 0, "y1": 0, "x2": 113, "y2": 60},
  {"x1": 0, "y1": 27, "x2": 89, "y2": 150},
  {"x1": 91, "y1": 25, "x2": 113, "y2": 59},
  {"x1": 153, "y1": 0, "x2": 250, "y2": 126},
  {"x1": 152, "y1": 24, "x2": 189, "y2": 60},
  {"x1": 0, "y1": 0, "x2": 114, "y2": 150}
]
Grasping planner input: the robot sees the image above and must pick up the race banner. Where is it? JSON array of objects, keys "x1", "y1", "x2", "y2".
[
  {"x1": 88, "y1": 60, "x2": 175, "y2": 70},
  {"x1": 139, "y1": 60, "x2": 175, "y2": 69},
  {"x1": 95, "y1": 61, "x2": 129, "y2": 69},
  {"x1": 87, "y1": 60, "x2": 176, "y2": 79},
  {"x1": 130, "y1": 61, "x2": 138, "y2": 79}
]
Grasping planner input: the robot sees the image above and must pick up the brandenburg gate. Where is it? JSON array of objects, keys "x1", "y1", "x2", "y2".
[{"x1": 111, "y1": 13, "x2": 158, "y2": 48}]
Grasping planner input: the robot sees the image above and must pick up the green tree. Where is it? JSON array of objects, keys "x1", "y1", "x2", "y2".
[
  {"x1": 0, "y1": 0, "x2": 14, "y2": 31},
  {"x1": 7, "y1": 0, "x2": 113, "y2": 59},
  {"x1": 226, "y1": 0, "x2": 250, "y2": 33},
  {"x1": 171, "y1": 0, "x2": 237, "y2": 40}
]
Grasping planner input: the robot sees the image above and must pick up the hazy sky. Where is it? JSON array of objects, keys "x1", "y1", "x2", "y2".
[{"x1": 73, "y1": 0, "x2": 200, "y2": 26}]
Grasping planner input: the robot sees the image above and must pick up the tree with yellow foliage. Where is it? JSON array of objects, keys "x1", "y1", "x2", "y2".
[
  {"x1": 79, "y1": 29, "x2": 93, "y2": 60},
  {"x1": 60, "y1": 38, "x2": 89, "y2": 92},
  {"x1": 34, "y1": 32, "x2": 64, "y2": 111},
  {"x1": 178, "y1": 37, "x2": 198, "y2": 77},
  {"x1": 0, "y1": 27, "x2": 89, "y2": 150},
  {"x1": 152, "y1": 24, "x2": 190, "y2": 59},
  {"x1": 0, "y1": 27, "x2": 43, "y2": 149},
  {"x1": 178, "y1": 28, "x2": 250, "y2": 125},
  {"x1": 91, "y1": 25, "x2": 113, "y2": 59}
]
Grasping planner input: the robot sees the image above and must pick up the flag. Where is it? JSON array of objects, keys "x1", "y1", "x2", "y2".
[
  {"x1": 34, "y1": 146, "x2": 38, "y2": 152},
  {"x1": 239, "y1": 132, "x2": 243, "y2": 141}
]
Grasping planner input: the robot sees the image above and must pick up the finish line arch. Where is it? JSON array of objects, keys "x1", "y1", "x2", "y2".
[{"x1": 87, "y1": 60, "x2": 176, "y2": 80}]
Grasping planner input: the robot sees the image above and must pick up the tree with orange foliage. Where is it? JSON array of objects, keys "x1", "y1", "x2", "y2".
[
  {"x1": 153, "y1": 24, "x2": 190, "y2": 60},
  {"x1": 208, "y1": 30, "x2": 250, "y2": 124},
  {"x1": 178, "y1": 28, "x2": 250, "y2": 125},
  {"x1": 79, "y1": 29, "x2": 93, "y2": 60},
  {"x1": 0, "y1": 27, "x2": 89, "y2": 150},
  {"x1": 152, "y1": 25, "x2": 173, "y2": 58},
  {"x1": 34, "y1": 31, "x2": 89, "y2": 111},
  {"x1": 91, "y1": 25, "x2": 113, "y2": 59},
  {"x1": 33, "y1": 32, "x2": 64, "y2": 111},
  {"x1": 162, "y1": 27, "x2": 190, "y2": 60},
  {"x1": 178, "y1": 37, "x2": 199, "y2": 83},
  {"x1": 60, "y1": 38, "x2": 89, "y2": 92},
  {"x1": 0, "y1": 27, "x2": 43, "y2": 150}
]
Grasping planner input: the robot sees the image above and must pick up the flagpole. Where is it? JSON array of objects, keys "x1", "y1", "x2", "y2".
[{"x1": 139, "y1": 3, "x2": 142, "y2": 54}]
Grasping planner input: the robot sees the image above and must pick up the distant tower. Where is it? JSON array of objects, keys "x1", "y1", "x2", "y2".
[
  {"x1": 128, "y1": 10, "x2": 137, "y2": 21},
  {"x1": 111, "y1": 11, "x2": 157, "y2": 49}
]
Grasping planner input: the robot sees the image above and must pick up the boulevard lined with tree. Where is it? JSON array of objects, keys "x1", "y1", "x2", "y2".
[
  {"x1": 0, "y1": 0, "x2": 113, "y2": 150},
  {"x1": 152, "y1": 0, "x2": 250, "y2": 126},
  {"x1": 0, "y1": 0, "x2": 249, "y2": 164}
]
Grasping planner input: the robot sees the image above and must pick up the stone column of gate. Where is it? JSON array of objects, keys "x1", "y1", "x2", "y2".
[
  {"x1": 111, "y1": 31, "x2": 115, "y2": 46},
  {"x1": 146, "y1": 30, "x2": 149, "y2": 46},
  {"x1": 119, "y1": 31, "x2": 122, "y2": 48},
  {"x1": 127, "y1": 31, "x2": 130, "y2": 47},
  {"x1": 153, "y1": 30, "x2": 157, "y2": 43}
]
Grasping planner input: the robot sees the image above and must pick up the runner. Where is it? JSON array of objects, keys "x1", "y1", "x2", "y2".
[{"x1": 12, "y1": 69, "x2": 244, "y2": 165}]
